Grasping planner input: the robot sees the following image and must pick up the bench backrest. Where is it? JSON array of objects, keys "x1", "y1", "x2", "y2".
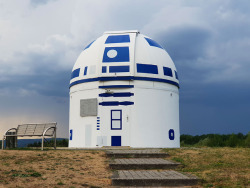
[{"x1": 16, "y1": 123, "x2": 56, "y2": 136}]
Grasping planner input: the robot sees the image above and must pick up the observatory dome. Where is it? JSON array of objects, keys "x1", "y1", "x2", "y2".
[
  {"x1": 70, "y1": 30, "x2": 179, "y2": 88},
  {"x1": 69, "y1": 30, "x2": 180, "y2": 148}
]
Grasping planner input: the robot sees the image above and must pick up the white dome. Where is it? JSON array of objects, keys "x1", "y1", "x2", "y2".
[{"x1": 70, "y1": 30, "x2": 179, "y2": 88}]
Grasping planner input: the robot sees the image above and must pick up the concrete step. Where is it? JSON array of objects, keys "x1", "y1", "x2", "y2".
[
  {"x1": 106, "y1": 149, "x2": 169, "y2": 158},
  {"x1": 109, "y1": 158, "x2": 180, "y2": 170},
  {"x1": 112, "y1": 170, "x2": 199, "y2": 186}
]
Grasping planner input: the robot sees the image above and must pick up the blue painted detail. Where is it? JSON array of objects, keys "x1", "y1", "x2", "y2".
[
  {"x1": 175, "y1": 71, "x2": 179, "y2": 80},
  {"x1": 103, "y1": 47, "x2": 129, "y2": 62},
  {"x1": 99, "y1": 101, "x2": 119, "y2": 106},
  {"x1": 137, "y1": 63, "x2": 158, "y2": 74},
  {"x1": 169, "y1": 129, "x2": 175, "y2": 140},
  {"x1": 97, "y1": 125, "x2": 100, "y2": 127},
  {"x1": 97, "y1": 123, "x2": 100, "y2": 125},
  {"x1": 99, "y1": 85, "x2": 134, "y2": 89},
  {"x1": 120, "y1": 101, "x2": 134, "y2": 106},
  {"x1": 133, "y1": 77, "x2": 178, "y2": 87},
  {"x1": 70, "y1": 129, "x2": 73, "y2": 140},
  {"x1": 111, "y1": 110, "x2": 122, "y2": 130},
  {"x1": 109, "y1": 66, "x2": 130, "y2": 73},
  {"x1": 97, "y1": 119, "x2": 100, "y2": 122},
  {"x1": 99, "y1": 92, "x2": 134, "y2": 97},
  {"x1": 97, "y1": 117, "x2": 100, "y2": 119},
  {"x1": 84, "y1": 40, "x2": 95, "y2": 50},
  {"x1": 144, "y1": 37, "x2": 163, "y2": 49},
  {"x1": 99, "y1": 101, "x2": 134, "y2": 106},
  {"x1": 105, "y1": 35, "x2": 130, "y2": 44},
  {"x1": 70, "y1": 77, "x2": 179, "y2": 88},
  {"x1": 163, "y1": 67, "x2": 173, "y2": 77},
  {"x1": 111, "y1": 136, "x2": 121, "y2": 146},
  {"x1": 99, "y1": 76, "x2": 134, "y2": 82},
  {"x1": 71, "y1": 68, "x2": 80, "y2": 79},
  {"x1": 102, "y1": 66, "x2": 107, "y2": 73},
  {"x1": 84, "y1": 66, "x2": 88, "y2": 75},
  {"x1": 97, "y1": 128, "x2": 100, "y2": 130}
]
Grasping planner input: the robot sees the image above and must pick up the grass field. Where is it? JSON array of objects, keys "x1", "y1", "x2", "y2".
[
  {"x1": 163, "y1": 147, "x2": 250, "y2": 187},
  {"x1": 0, "y1": 147, "x2": 249, "y2": 187}
]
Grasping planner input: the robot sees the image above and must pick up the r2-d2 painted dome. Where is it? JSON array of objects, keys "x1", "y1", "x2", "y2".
[{"x1": 69, "y1": 30, "x2": 180, "y2": 148}]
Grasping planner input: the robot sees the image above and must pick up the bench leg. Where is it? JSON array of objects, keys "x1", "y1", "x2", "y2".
[
  {"x1": 54, "y1": 128, "x2": 56, "y2": 150},
  {"x1": 2, "y1": 136, "x2": 4, "y2": 150},
  {"x1": 41, "y1": 136, "x2": 44, "y2": 151}
]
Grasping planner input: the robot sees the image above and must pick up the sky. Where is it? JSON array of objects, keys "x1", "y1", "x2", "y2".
[{"x1": 0, "y1": 0, "x2": 249, "y2": 138}]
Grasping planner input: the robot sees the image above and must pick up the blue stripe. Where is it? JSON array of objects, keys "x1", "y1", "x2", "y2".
[
  {"x1": 71, "y1": 68, "x2": 80, "y2": 79},
  {"x1": 97, "y1": 128, "x2": 100, "y2": 130},
  {"x1": 97, "y1": 117, "x2": 100, "y2": 119},
  {"x1": 102, "y1": 66, "x2": 107, "y2": 73},
  {"x1": 84, "y1": 40, "x2": 95, "y2": 50},
  {"x1": 99, "y1": 92, "x2": 134, "y2": 97},
  {"x1": 144, "y1": 37, "x2": 163, "y2": 49},
  {"x1": 99, "y1": 76, "x2": 134, "y2": 81},
  {"x1": 137, "y1": 63, "x2": 158, "y2": 74},
  {"x1": 99, "y1": 85, "x2": 134, "y2": 89},
  {"x1": 163, "y1": 67, "x2": 173, "y2": 77},
  {"x1": 103, "y1": 47, "x2": 129, "y2": 62},
  {"x1": 109, "y1": 66, "x2": 130, "y2": 73},
  {"x1": 70, "y1": 129, "x2": 73, "y2": 140},
  {"x1": 84, "y1": 66, "x2": 88, "y2": 75},
  {"x1": 70, "y1": 77, "x2": 179, "y2": 88},
  {"x1": 105, "y1": 35, "x2": 130, "y2": 43},
  {"x1": 97, "y1": 125, "x2": 100, "y2": 127},
  {"x1": 99, "y1": 101, "x2": 134, "y2": 106}
]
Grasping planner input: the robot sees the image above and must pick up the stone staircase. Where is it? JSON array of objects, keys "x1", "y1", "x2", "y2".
[{"x1": 107, "y1": 149, "x2": 199, "y2": 187}]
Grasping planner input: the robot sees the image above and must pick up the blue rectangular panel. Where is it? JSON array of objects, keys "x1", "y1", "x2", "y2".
[
  {"x1": 102, "y1": 66, "x2": 107, "y2": 73},
  {"x1": 109, "y1": 66, "x2": 130, "y2": 73},
  {"x1": 137, "y1": 63, "x2": 158, "y2": 74},
  {"x1": 70, "y1": 129, "x2": 73, "y2": 140},
  {"x1": 144, "y1": 37, "x2": 163, "y2": 49},
  {"x1": 105, "y1": 35, "x2": 130, "y2": 44},
  {"x1": 71, "y1": 68, "x2": 80, "y2": 79},
  {"x1": 84, "y1": 40, "x2": 95, "y2": 50},
  {"x1": 175, "y1": 71, "x2": 179, "y2": 79},
  {"x1": 163, "y1": 67, "x2": 173, "y2": 77},
  {"x1": 103, "y1": 47, "x2": 129, "y2": 62},
  {"x1": 111, "y1": 136, "x2": 121, "y2": 146},
  {"x1": 84, "y1": 66, "x2": 88, "y2": 75}
]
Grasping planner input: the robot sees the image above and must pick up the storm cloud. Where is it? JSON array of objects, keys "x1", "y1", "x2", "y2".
[{"x1": 0, "y1": 0, "x2": 249, "y2": 137}]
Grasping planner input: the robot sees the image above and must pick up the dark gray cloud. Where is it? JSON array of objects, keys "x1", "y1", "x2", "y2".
[
  {"x1": 159, "y1": 26, "x2": 211, "y2": 62},
  {"x1": 1, "y1": 0, "x2": 250, "y2": 137},
  {"x1": 30, "y1": 0, "x2": 57, "y2": 7}
]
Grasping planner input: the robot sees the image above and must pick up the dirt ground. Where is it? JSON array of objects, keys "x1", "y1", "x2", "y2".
[{"x1": 0, "y1": 149, "x2": 111, "y2": 188}]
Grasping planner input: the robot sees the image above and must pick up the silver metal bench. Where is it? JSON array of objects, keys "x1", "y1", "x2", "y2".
[{"x1": 2, "y1": 122, "x2": 57, "y2": 150}]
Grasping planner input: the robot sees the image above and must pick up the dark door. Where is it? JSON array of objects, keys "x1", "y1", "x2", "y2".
[{"x1": 111, "y1": 136, "x2": 121, "y2": 146}]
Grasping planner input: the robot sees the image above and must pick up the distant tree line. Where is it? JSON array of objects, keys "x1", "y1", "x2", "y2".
[
  {"x1": 27, "y1": 139, "x2": 68, "y2": 147},
  {"x1": 181, "y1": 132, "x2": 250, "y2": 147}
]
